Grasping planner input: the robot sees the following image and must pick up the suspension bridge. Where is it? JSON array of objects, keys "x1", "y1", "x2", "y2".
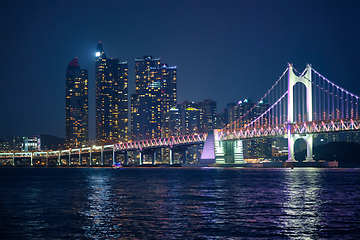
[
  {"x1": 1, "y1": 64, "x2": 359, "y2": 166},
  {"x1": 211, "y1": 63, "x2": 359, "y2": 164}
]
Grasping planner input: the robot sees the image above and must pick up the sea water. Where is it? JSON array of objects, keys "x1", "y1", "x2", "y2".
[{"x1": 0, "y1": 167, "x2": 359, "y2": 239}]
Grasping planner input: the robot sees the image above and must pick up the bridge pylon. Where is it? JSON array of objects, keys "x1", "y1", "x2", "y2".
[{"x1": 287, "y1": 64, "x2": 314, "y2": 162}]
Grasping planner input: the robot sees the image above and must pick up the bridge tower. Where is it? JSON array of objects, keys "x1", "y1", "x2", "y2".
[{"x1": 287, "y1": 64, "x2": 314, "y2": 162}]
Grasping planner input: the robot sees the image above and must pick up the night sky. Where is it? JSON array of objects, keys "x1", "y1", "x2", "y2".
[{"x1": 0, "y1": 0, "x2": 359, "y2": 140}]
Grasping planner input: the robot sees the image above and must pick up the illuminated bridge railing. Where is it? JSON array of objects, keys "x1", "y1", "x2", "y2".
[
  {"x1": 221, "y1": 117, "x2": 360, "y2": 141},
  {"x1": 115, "y1": 133, "x2": 207, "y2": 151},
  {"x1": 0, "y1": 133, "x2": 207, "y2": 161}
]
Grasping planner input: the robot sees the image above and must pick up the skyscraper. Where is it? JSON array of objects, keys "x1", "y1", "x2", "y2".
[
  {"x1": 178, "y1": 101, "x2": 201, "y2": 135},
  {"x1": 177, "y1": 99, "x2": 217, "y2": 135},
  {"x1": 131, "y1": 56, "x2": 177, "y2": 140},
  {"x1": 159, "y1": 64, "x2": 177, "y2": 138},
  {"x1": 95, "y1": 42, "x2": 128, "y2": 145},
  {"x1": 65, "y1": 58, "x2": 88, "y2": 148},
  {"x1": 235, "y1": 98, "x2": 271, "y2": 158},
  {"x1": 198, "y1": 99, "x2": 217, "y2": 133},
  {"x1": 135, "y1": 56, "x2": 161, "y2": 93}
]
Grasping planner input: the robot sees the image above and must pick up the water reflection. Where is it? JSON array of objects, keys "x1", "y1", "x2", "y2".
[
  {"x1": 81, "y1": 170, "x2": 120, "y2": 239},
  {"x1": 1, "y1": 168, "x2": 359, "y2": 239},
  {"x1": 279, "y1": 168, "x2": 324, "y2": 239}
]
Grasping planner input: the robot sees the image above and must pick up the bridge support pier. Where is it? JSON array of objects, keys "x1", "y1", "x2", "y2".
[
  {"x1": 139, "y1": 151, "x2": 143, "y2": 165},
  {"x1": 183, "y1": 147, "x2": 187, "y2": 164},
  {"x1": 303, "y1": 135, "x2": 314, "y2": 162},
  {"x1": 234, "y1": 140, "x2": 244, "y2": 164},
  {"x1": 153, "y1": 149, "x2": 156, "y2": 165},
  {"x1": 288, "y1": 134, "x2": 314, "y2": 162},
  {"x1": 214, "y1": 129, "x2": 225, "y2": 164},
  {"x1": 123, "y1": 151, "x2": 128, "y2": 165},
  {"x1": 101, "y1": 147, "x2": 104, "y2": 166},
  {"x1": 112, "y1": 148, "x2": 115, "y2": 165},
  {"x1": 170, "y1": 149, "x2": 173, "y2": 165},
  {"x1": 287, "y1": 127, "x2": 296, "y2": 162},
  {"x1": 89, "y1": 148, "x2": 92, "y2": 166}
]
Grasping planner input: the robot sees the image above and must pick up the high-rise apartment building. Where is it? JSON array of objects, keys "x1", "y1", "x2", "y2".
[
  {"x1": 169, "y1": 107, "x2": 182, "y2": 136},
  {"x1": 177, "y1": 99, "x2": 217, "y2": 135},
  {"x1": 178, "y1": 101, "x2": 201, "y2": 135},
  {"x1": 131, "y1": 56, "x2": 177, "y2": 140},
  {"x1": 175, "y1": 100, "x2": 216, "y2": 164},
  {"x1": 95, "y1": 42, "x2": 128, "y2": 145},
  {"x1": 224, "y1": 99, "x2": 271, "y2": 158},
  {"x1": 226, "y1": 99, "x2": 268, "y2": 127},
  {"x1": 238, "y1": 99, "x2": 271, "y2": 158},
  {"x1": 23, "y1": 136, "x2": 41, "y2": 151},
  {"x1": 65, "y1": 58, "x2": 88, "y2": 148},
  {"x1": 135, "y1": 56, "x2": 161, "y2": 93},
  {"x1": 198, "y1": 99, "x2": 217, "y2": 133}
]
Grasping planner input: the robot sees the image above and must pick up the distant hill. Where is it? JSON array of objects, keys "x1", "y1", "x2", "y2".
[
  {"x1": 295, "y1": 142, "x2": 360, "y2": 165},
  {"x1": 40, "y1": 134, "x2": 65, "y2": 150}
]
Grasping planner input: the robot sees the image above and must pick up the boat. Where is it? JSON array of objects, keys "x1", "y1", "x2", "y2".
[{"x1": 112, "y1": 163, "x2": 123, "y2": 169}]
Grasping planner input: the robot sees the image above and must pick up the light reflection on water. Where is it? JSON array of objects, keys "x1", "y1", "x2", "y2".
[
  {"x1": 82, "y1": 172, "x2": 116, "y2": 238},
  {"x1": 0, "y1": 168, "x2": 359, "y2": 239},
  {"x1": 279, "y1": 168, "x2": 324, "y2": 239}
]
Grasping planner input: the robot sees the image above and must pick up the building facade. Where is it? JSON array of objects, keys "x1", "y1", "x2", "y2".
[
  {"x1": 198, "y1": 99, "x2": 217, "y2": 133},
  {"x1": 23, "y1": 136, "x2": 41, "y2": 151},
  {"x1": 131, "y1": 56, "x2": 177, "y2": 141},
  {"x1": 65, "y1": 58, "x2": 88, "y2": 148},
  {"x1": 225, "y1": 99, "x2": 271, "y2": 159},
  {"x1": 95, "y1": 42, "x2": 128, "y2": 145}
]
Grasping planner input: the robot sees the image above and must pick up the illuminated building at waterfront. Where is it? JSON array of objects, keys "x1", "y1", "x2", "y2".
[
  {"x1": 226, "y1": 99, "x2": 271, "y2": 158},
  {"x1": 131, "y1": 56, "x2": 177, "y2": 141},
  {"x1": 23, "y1": 136, "x2": 41, "y2": 151},
  {"x1": 65, "y1": 58, "x2": 88, "y2": 148},
  {"x1": 95, "y1": 42, "x2": 128, "y2": 145}
]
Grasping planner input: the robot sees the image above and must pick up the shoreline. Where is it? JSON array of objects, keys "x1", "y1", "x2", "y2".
[{"x1": 2, "y1": 161, "x2": 359, "y2": 168}]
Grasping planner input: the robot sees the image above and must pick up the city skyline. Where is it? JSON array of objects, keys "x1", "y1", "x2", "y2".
[{"x1": 1, "y1": 0, "x2": 359, "y2": 139}]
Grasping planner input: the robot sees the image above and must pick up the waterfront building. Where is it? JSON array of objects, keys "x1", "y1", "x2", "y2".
[
  {"x1": 177, "y1": 99, "x2": 217, "y2": 135},
  {"x1": 169, "y1": 107, "x2": 182, "y2": 136},
  {"x1": 135, "y1": 55, "x2": 161, "y2": 93},
  {"x1": 237, "y1": 98, "x2": 255, "y2": 127},
  {"x1": 198, "y1": 99, "x2": 217, "y2": 133},
  {"x1": 177, "y1": 101, "x2": 201, "y2": 163},
  {"x1": 131, "y1": 83, "x2": 162, "y2": 140},
  {"x1": 215, "y1": 110, "x2": 226, "y2": 129},
  {"x1": 0, "y1": 136, "x2": 23, "y2": 152},
  {"x1": 65, "y1": 58, "x2": 88, "y2": 148},
  {"x1": 226, "y1": 99, "x2": 271, "y2": 158},
  {"x1": 158, "y1": 64, "x2": 177, "y2": 138},
  {"x1": 175, "y1": 100, "x2": 217, "y2": 163},
  {"x1": 226, "y1": 102, "x2": 238, "y2": 126},
  {"x1": 23, "y1": 136, "x2": 41, "y2": 151},
  {"x1": 177, "y1": 101, "x2": 201, "y2": 135},
  {"x1": 131, "y1": 56, "x2": 177, "y2": 141},
  {"x1": 95, "y1": 42, "x2": 128, "y2": 145}
]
